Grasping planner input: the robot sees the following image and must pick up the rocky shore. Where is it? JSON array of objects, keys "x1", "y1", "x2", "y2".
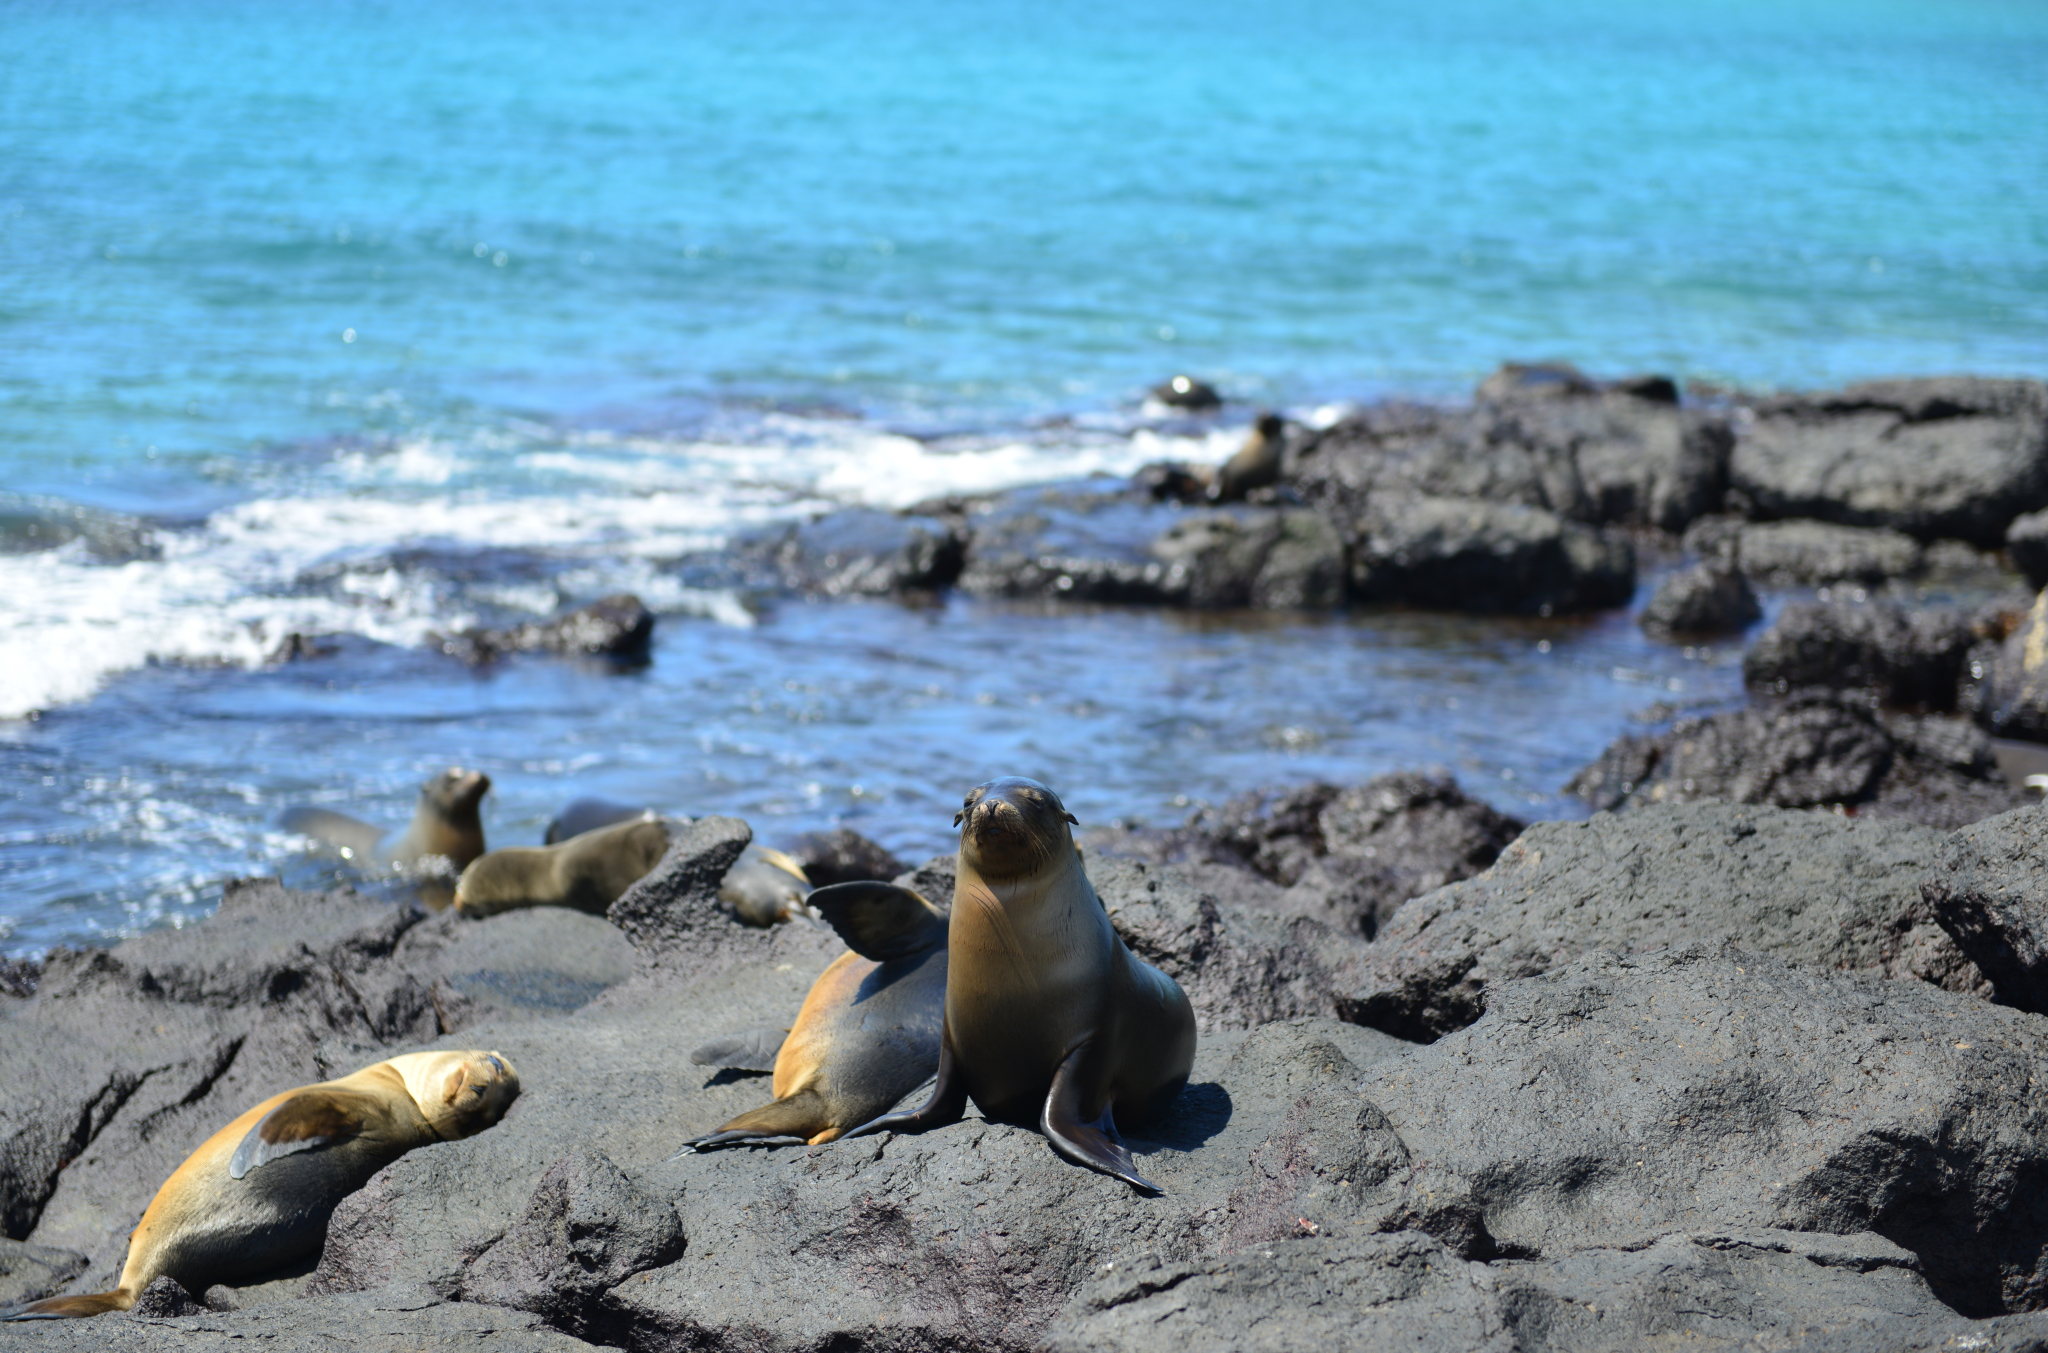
[{"x1": 11, "y1": 368, "x2": 2048, "y2": 1350}]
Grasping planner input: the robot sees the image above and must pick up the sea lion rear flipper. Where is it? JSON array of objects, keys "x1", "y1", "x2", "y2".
[
  {"x1": 678, "y1": 1088, "x2": 832, "y2": 1154},
  {"x1": 842, "y1": 1028, "x2": 968, "y2": 1140},
  {"x1": 1041, "y1": 1042, "x2": 1162, "y2": 1194},
  {"x1": 806, "y1": 881, "x2": 948, "y2": 962},
  {"x1": 278, "y1": 807, "x2": 386, "y2": 859},
  {"x1": 2, "y1": 1291, "x2": 132, "y2": 1320},
  {"x1": 690, "y1": 1028, "x2": 788, "y2": 1072},
  {"x1": 229, "y1": 1087, "x2": 389, "y2": 1179}
]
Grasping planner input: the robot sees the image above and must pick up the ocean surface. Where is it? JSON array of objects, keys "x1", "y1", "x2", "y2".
[{"x1": 2, "y1": 0, "x2": 2045, "y2": 953}]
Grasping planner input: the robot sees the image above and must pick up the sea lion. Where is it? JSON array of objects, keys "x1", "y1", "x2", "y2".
[
  {"x1": 683, "y1": 879, "x2": 949, "y2": 1148},
  {"x1": 3, "y1": 1050, "x2": 518, "y2": 1319},
  {"x1": 279, "y1": 768, "x2": 491, "y2": 870},
  {"x1": 543, "y1": 795, "x2": 649, "y2": 845},
  {"x1": 721, "y1": 842, "x2": 814, "y2": 927},
  {"x1": 454, "y1": 816, "x2": 670, "y2": 917},
  {"x1": 845, "y1": 777, "x2": 1196, "y2": 1192},
  {"x1": 1210, "y1": 412, "x2": 1284, "y2": 502}
]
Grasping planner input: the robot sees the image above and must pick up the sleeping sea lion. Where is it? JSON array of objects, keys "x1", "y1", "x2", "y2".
[
  {"x1": 844, "y1": 777, "x2": 1195, "y2": 1192},
  {"x1": 279, "y1": 768, "x2": 491, "y2": 870},
  {"x1": 1210, "y1": 411, "x2": 1285, "y2": 502},
  {"x1": 720, "y1": 843, "x2": 814, "y2": 926},
  {"x1": 683, "y1": 879, "x2": 949, "y2": 1149},
  {"x1": 543, "y1": 795, "x2": 649, "y2": 845},
  {"x1": 3, "y1": 1050, "x2": 518, "y2": 1319},
  {"x1": 454, "y1": 816, "x2": 670, "y2": 917}
]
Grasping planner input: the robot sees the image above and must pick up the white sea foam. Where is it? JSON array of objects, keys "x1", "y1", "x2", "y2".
[{"x1": 1, "y1": 412, "x2": 1252, "y2": 719}]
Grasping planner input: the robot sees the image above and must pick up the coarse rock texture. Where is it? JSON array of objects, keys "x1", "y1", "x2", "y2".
[
  {"x1": 1743, "y1": 599, "x2": 1975, "y2": 708},
  {"x1": 746, "y1": 508, "x2": 966, "y2": 597},
  {"x1": 1961, "y1": 589, "x2": 2048, "y2": 743},
  {"x1": 1565, "y1": 690, "x2": 2024, "y2": 831},
  {"x1": 1290, "y1": 373, "x2": 1731, "y2": 534},
  {"x1": 1088, "y1": 773, "x2": 1526, "y2": 940},
  {"x1": 0, "y1": 1236, "x2": 86, "y2": 1307},
  {"x1": 780, "y1": 827, "x2": 906, "y2": 886},
  {"x1": 1686, "y1": 515, "x2": 1929, "y2": 586},
  {"x1": 1342, "y1": 802, "x2": 1990, "y2": 1044},
  {"x1": 2007, "y1": 509, "x2": 2048, "y2": 589},
  {"x1": 954, "y1": 483, "x2": 1347, "y2": 610},
  {"x1": 1361, "y1": 947, "x2": 2048, "y2": 1317},
  {"x1": 1639, "y1": 562, "x2": 1761, "y2": 638},
  {"x1": 1921, "y1": 803, "x2": 2048, "y2": 1014},
  {"x1": 1345, "y1": 494, "x2": 1637, "y2": 615},
  {"x1": 436, "y1": 594, "x2": 655, "y2": 666},
  {"x1": 1727, "y1": 377, "x2": 2048, "y2": 547}
]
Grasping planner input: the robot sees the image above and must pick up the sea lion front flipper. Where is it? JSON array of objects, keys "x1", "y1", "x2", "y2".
[
  {"x1": 1040, "y1": 1041, "x2": 1161, "y2": 1194},
  {"x1": 228, "y1": 1087, "x2": 390, "y2": 1179},
  {"x1": 841, "y1": 1028, "x2": 968, "y2": 1140},
  {"x1": 806, "y1": 881, "x2": 948, "y2": 962},
  {"x1": 690, "y1": 1028, "x2": 788, "y2": 1072},
  {"x1": 678, "y1": 1088, "x2": 832, "y2": 1155}
]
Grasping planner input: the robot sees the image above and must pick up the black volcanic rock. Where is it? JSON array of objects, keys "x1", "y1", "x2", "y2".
[
  {"x1": 781, "y1": 827, "x2": 907, "y2": 886},
  {"x1": 1640, "y1": 561, "x2": 1761, "y2": 637},
  {"x1": 1743, "y1": 599, "x2": 1974, "y2": 708},
  {"x1": 437, "y1": 594, "x2": 654, "y2": 665},
  {"x1": 1921, "y1": 803, "x2": 2048, "y2": 1014},
  {"x1": 1347, "y1": 495, "x2": 1636, "y2": 615},
  {"x1": 750, "y1": 508, "x2": 965, "y2": 596},
  {"x1": 1685, "y1": 516, "x2": 1927, "y2": 585}
]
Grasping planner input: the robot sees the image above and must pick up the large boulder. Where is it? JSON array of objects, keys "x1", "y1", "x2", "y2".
[
  {"x1": 1639, "y1": 561, "x2": 1761, "y2": 638},
  {"x1": 1347, "y1": 495, "x2": 1635, "y2": 616},
  {"x1": 1291, "y1": 376, "x2": 1731, "y2": 534},
  {"x1": 1742, "y1": 599, "x2": 1974, "y2": 708},
  {"x1": 1727, "y1": 378, "x2": 2048, "y2": 547},
  {"x1": 436, "y1": 594, "x2": 654, "y2": 666},
  {"x1": 1920, "y1": 803, "x2": 2048, "y2": 1014},
  {"x1": 1358, "y1": 948, "x2": 2048, "y2": 1315},
  {"x1": 747, "y1": 508, "x2": 965, "y2": 597},
  {"x1": 1686, "y1": 516, "x2": 1927, "y2": 586},
  {"x1": 1565, "y1": 691, "x2": 2023, "y2": 831},
  {"x1": 1343, "y1": 802, "x2": 1986, "y2": 1044}
]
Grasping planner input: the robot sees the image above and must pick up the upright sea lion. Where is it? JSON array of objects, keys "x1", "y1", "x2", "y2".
[
  {"x1": 720, "y1": 843, "x2": 814, "y2": 927},
  {"x1": 454, "y1": 816, "x2": 670, "y2": 917},
  {"x1": 1210, "y1": 412, "x2": 1285, "y2": 502},
  {"x1": 683, "y1": 879, "x2": 949, "y2": 1148},
  {"x1": 845, "y1": 777, "x2": 1196, "y2": 1192},
  {"x1": 279, "y1": 768, "x2": 491, "y2": 870},
  {"x1": 3, "y1": 1050, "x2": 518, "y2": 1319}
]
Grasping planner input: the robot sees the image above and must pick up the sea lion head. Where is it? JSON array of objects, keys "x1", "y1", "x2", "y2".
[
  {"x1": 955, "y1": 776, "x2": 1078, "y2": 880},
  {"x1": 421, "y1": 768, "x2": 491, "y2": 821},
  {"x1": 390, "y1": 1049, "x2": 521, "y2": 1140}
]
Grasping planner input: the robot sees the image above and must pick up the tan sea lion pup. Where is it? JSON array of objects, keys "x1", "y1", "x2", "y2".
[
  {"x1": 3, "y1": 1050, "x2": 519, "y2": 1319},
  {"x1": 846, "y1": 777, "x2": 1196, "y2": 1192},
  {"x1": 454, "y1": 815, "x2": 669, "y2": 917},
  {"x1": 683, "y1": 879, "x2": 949, "y2": 1148},
  {"x1": 719, "y1": 843, "x2": 815, "y2": 926},
  {"x1": 279, "y1": 768, "x2": 491, "y2": 869}
]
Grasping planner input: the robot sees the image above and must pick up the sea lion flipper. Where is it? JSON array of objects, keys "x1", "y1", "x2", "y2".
[
  {"x1": 228, "y1": 1087, "x2": 388, "y2": 1179},
  {"x1": 690, "y1": 1028, "x2": 788, "y2": 1071},
  {"x1": 842, "y1": 1029, "x2": 968, "y2": 1140},
  {"x1": 754, "y1": 847, "x2": 810, "y2": 885},
  {"x1": 1041, "y1": 1042, "x2": 1162, "y2": 1194},
  {"x1": 806, "y1": 881, "x2": 948, "y2": 962},
  {"x1": 679, "y1": 1088, "x2": 832, "y2": 1155}
]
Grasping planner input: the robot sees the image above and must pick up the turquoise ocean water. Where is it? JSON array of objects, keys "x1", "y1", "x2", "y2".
[{"x1": 2, "y1": 0, "x2": 2045, "y2": 951}]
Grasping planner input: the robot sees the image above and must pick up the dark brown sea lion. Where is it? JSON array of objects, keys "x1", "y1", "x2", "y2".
[
  {"x1": 543, "y1": 795, "x2": 648, "y2": 845},
  {"x1": 1210, "y1": 411, "x2": 1285, "y2": 502},
  {"x1": 454, "y1": 816, "x2": 670, "y2": 917},
  {"x1": 279, "y1": 768, "x2": 491, "y2": 869},
  {"x1": 845, "y1": 777, "x2": 1196, "y2": 1192},
  {"x1": 3, "y1": 1050, "x2": 519, "y2": 1319},
  {"x1": 684, "y1": 879, "x2": 949, "y2": 1148}
]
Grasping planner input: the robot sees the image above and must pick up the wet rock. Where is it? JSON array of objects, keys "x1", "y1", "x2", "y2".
[
  {"x1": 0, "y1": 1236, "x2": 87, "y2": 1307},
  {"x1": 1565, "y1": 691, "x2": 2021, "y2": 830},
  {"x1": 1728, "y1": 377, "x2": 2048, "y2": 547},
  {"x1": 1639, "y1": 562, "x2": 1761, "y2": 637},
  {"x1": 751, "y1": 508, "x2": 965, "y2": 596},
  {"x1": 460, "y1": 1150, "x2": 683, "y2": 1341},
  {"x1": 1347, "y1": 495, "x2": 1636, "y2": 615},
  {"x1": 781, "y1": 827, "x2": 906, "y2": 886},
  {"x1": 1359, "y1": 947, "x2": 2048, "y2": 1315},
  {"x1": 1921, "y1": 803, "x2": 2048, "y2": 1014},
  {"x1": 1292, "y1": 378, "x2": 1730, "y2": 534},
  {"x1": 1686, "y1": 516, "x2": 1928, "y2": 586},
  {"x1": 1743, "y1": 599, "x2": 1974, "y2": 707},
  {"x1": 0, "y1": 494, "x2": 159, "y2": 563},
  {"x1": 1343, "y1": 802, "x2": 1988, "y2": 1044},
  {"x1": 1151, "y1": 374, "x2": 1223, "y2": 410},
  {"x1": 1145, "y1": 507, "x2": 1346, "y2": 609},
  {"x1": 2006, "y1": 508, "x2": 2048, "y2": 589},
  {"x1": 1960, "y1": 590, "x2": 2048, "y2": 743},
  {"x1": 437, "y1": 594, "x2": 654, "y2": 666}
]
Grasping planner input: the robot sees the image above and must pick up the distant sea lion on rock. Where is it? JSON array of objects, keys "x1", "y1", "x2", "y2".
[
  {"x1": 721, "y1": 843, "x2": 815, "y2": 926},
  {"x1": 846, "y1": 777, "x2": 1197, "y2": 1192},
  {"x1": 1210, "y1": 412, "x2": 1285, "y2": 502},
  {"x1": 684, "y1": 879, "x2": 949, "y2": 1148},
  {"x1": 2, "y1": 1050, "x2": 518, "y2": 1319},
  {"x1": 454, "y1": 817, "x2": 670, "y2": 918},
  {"x1": 279, "y1": 768, "x2": 490, "y2": 870}
]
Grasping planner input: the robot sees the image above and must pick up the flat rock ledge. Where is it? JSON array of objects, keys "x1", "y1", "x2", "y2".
[{"x1": 10, "y1": 811, "x2": 2048, "y2": 1350}]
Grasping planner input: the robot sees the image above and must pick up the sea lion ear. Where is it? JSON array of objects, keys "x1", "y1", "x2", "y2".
[
  {"x1": 807, "y1": 881, "x2": 949, "y2": 961},
  {"x1": 1063, "y1": 811, "x2": 1079, "y2": 826},
  {"x1": 952, "y1": 810, "x2": 965, "y2": 827},
  {"x1": 228, "y1": 1088, "x2": 381, "y2": 1179},
  {"x1": 441, "y1": 1063, "x2": 472, "y2": 1107}
]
